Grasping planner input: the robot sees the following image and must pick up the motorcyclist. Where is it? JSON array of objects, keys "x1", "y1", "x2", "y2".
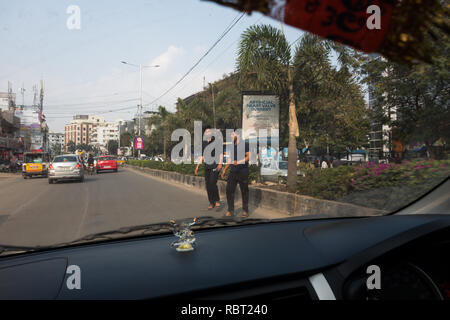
[{"x1": 87, "y1": 154, "x2": 95, "y2": 173}]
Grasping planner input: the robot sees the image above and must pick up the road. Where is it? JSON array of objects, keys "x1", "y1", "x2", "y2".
[{"x1": 0, "y1": 168, "x2": 286, "y2": 247}]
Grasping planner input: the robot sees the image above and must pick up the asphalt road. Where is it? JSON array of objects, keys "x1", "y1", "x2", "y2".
[{"x1": 0, "y1": 168, "x2": 286, "y2": 247}]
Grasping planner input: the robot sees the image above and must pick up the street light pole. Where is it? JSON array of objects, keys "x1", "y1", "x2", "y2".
[
  {"x1": 138, "y1": 64, "x2": 142, "y2": 159},
  {"x1": 121, "y1": 61, "x2": 159, "y2": 159}
]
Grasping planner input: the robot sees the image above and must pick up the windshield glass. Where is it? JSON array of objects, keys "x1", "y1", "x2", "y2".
[
  {"x1": 24, "y1": 154, "x2": 43, "y2": 163},
  {"x1": 53, "y1": 156, "x2": 77, "y2": 163},
  {"x1": 278, "y1": 162, "x2": 288, "y2": 170},
  {"x1": 0, "y1": 0, "x2": 448, "y2": 254}
]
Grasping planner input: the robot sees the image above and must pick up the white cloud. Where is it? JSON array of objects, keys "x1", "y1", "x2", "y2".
[{"x1": 10, "y1": 44, "x2": 235, "y2": 132}]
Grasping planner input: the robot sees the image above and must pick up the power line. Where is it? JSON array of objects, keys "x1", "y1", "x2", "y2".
[
  {"x1": 173, "y1": 15, "x2": 264, "y2": 96},
  {"x1": 144, "y1": 12, "x2": 245, "y2": 107}
]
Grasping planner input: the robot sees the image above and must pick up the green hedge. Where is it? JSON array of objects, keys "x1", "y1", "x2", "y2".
[
  {"x1": 297, "y1": 159, "x2": 450, "y2": 201},
  {"x1": 127, "y1": 160, "x2": 259, "y2": 182}
]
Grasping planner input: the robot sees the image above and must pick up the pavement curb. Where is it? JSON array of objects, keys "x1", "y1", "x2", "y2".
[{"x1": 125, "y1": 165, "x2": 386, "y2": 217}]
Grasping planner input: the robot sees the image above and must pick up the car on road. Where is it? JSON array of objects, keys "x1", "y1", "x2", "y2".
[
  {"x1": 48, "y1": 154, "x2": 85, "y2": 184},
  {"x1": 96, "y1": 155, "x2": 118, "y2": 173},
  {"x1": 116, "y1": 157, "x2": 126, "y2": 166}
]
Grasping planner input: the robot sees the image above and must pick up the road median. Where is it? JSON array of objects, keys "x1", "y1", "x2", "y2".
[{"x1": 125, "y1": 164, "x2": 386, "y2": 218}]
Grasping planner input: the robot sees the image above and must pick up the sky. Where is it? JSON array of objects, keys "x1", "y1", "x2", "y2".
[{"x1": 0, "y1": 0, "x2": 306, "y2": 133}]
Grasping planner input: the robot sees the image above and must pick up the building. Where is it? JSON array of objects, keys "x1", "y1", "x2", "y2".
[
  {"x1": 0, "y1": 109, "x2": 23, "y2": 161},
  {"x1": 48, "y1": 132, "x2": 64, "y2": 155},
  {"x1": 64, "y1": 115, "x2": 105, "y2": 151},
  {"x1": 91, "y1": 121, "x2": 119, "y2": 153},
  {"x1": 368, "y1": 83, "x2": 396, "y2": 162}
]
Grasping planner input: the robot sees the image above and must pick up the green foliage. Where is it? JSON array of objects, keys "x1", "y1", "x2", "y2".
[
  {"x1": 297, "y1": 160, "x2": 450, "y2": 202},
  {"x1": 361, "y1": 31, "x2": 450, "y2": 156},
  {"x1": 106, "y1": 140, "x2": 118, "y2": 155},
  {"x1": 67, "y1": 141, "x2": 76, "y2": 153},
  {"x1": 297, "y1": 166, "x2": 355, "y2": 200},
  {"x1": 127, "y1": 160, "x2": 259, "y2": 182},
  {"x1": 293, "y1": 34, "x2": 370, "y2": 154}
]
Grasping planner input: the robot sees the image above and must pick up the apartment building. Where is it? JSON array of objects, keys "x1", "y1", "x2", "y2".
[{"x1": 64, "y1": 115, "x2": 105, "y2": 151}]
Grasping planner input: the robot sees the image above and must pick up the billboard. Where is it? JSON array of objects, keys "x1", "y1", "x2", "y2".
[
  {"x1": 0, "y1": 92, "x2": 15, "y2": 109},
  {"x1": 134, "y1": 136, "x2": 144, "y2": 150},
  {"x1": 14, "y1": 106, "x2": 43, "y2": 150},
  {"x1": 242, "y1": 93, "x2": 279, "y2": 140}
]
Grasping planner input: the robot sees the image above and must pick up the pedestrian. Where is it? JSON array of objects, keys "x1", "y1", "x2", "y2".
[
  {"x1": 195, "y1": 126, "x2": 222, "y2": 210},
  {"x1": 321, "y1": 158, "x2": 328, "y2": 169},
  {"x1": 221, "y1": 130, "x2": 250, "y2": 218}
]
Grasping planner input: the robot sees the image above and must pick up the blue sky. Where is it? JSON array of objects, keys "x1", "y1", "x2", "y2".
[{"x1": 0, "y1": 0, "x2": 305, "y2": 132}]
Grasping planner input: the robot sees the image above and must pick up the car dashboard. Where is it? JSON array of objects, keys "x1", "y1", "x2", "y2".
[{"x1": 0, "y1": 213, "x2": 449, "y2": 300}]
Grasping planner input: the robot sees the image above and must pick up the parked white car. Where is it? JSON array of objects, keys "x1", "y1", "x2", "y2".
[{"x1": 261, "y1": 160, "x2": 303, "y2": 183}]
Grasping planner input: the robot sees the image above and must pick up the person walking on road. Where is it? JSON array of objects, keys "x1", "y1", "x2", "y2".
[
  {"x1": 221, "y1": 130, "x2": 250, "y2": 218},
  {"x1": 195, "y1": 126, "x2": 222, "y2": 210}
]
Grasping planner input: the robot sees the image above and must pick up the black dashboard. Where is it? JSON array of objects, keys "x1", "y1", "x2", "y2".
[{"x1": 0, "y1": 213, "x2": 449, "y2": 300}]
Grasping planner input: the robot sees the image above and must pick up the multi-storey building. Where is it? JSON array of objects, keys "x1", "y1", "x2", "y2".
[
  {"x1": 91, "y1": 121, "x2": 119, "y2": 153},
  {"x1": 64, "y1": 115, "x2": 105, "y2": 151},
  {"x1": 48, "y1": 132, "x2": 64, "y2": 155}
]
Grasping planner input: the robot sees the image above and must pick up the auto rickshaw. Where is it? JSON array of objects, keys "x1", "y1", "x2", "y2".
[{"x1": 22, "y1": 151, "x2": 50, "y2": 179}]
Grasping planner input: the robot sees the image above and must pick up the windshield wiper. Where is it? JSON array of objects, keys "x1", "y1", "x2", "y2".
[
  {"x1": 0, "y1": 217, "x2": 272, "y2": 257},
  {"x1": 66, "y1": 216, "x2": 272, "y2": 245},
  {"x1": 0, "y1": 244, "x2": 52, "y2": 256}
]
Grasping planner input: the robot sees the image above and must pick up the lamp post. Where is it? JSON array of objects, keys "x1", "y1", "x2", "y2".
[{"x1": 121, "y1": 61, "x2": 159, "y2": 158}]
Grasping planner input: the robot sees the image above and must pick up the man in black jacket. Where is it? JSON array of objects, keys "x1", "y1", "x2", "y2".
[
  {"x1": 195, "y1": 126, "x2": 222, "y2": 210},
  {"x1": 221, "y1": 130, "x2": 250, "y2": 218}
]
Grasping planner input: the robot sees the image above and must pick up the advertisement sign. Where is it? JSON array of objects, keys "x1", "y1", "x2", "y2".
[
  {"x1": 134, "y1": 136, "x2": 144, "y2": 150},
  {"x1": 242, "y1": 93, "x2": 279, "y2": 140},
  {"x1": 14, "y1": 106, "x2": 43, "y2": 150}
]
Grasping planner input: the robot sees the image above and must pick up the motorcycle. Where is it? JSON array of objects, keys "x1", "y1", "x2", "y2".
[{"x1": 88, "y1": 163, "x2": 95, "y2": 175}]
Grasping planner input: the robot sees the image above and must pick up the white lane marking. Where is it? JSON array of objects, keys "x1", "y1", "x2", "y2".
[{"x1": 74, "y1": 179, "x2": 90, "y2": 239}]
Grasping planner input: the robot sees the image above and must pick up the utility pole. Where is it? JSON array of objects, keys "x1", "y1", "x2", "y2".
[
  {"x1": 19, "y1": 84, "x2": 25, "y2": 107},
  {"x1": 211, "y1": 83, "x2": 216, "y2": 128},
  {"x1": 138, "y1": 64, "x2": 142, "y2": 159},
  {"x1": 121, "y1": 61, "x2": 159, "y2": 159}
]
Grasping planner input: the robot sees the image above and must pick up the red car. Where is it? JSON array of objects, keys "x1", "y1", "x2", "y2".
[{"x1": 96, "y1": 155, "x2": 118, "y2": 173}]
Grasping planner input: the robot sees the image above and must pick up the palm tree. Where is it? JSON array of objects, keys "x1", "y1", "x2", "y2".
[{"x1": 237, "y1": 24, "x2": 299, "y2": 193}]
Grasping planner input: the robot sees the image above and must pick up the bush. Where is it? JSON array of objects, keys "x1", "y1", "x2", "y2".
[
  {"x1": 127, "y1": 160, "x2": 259, "y2": 182},
  {"x1": 297, "y1": 159, "x2": 449, "y2": 201}
]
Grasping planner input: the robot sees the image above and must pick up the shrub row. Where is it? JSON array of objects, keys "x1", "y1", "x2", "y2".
[{"x1": 127, "y1": 160, "x2": 259, "y2": 182}]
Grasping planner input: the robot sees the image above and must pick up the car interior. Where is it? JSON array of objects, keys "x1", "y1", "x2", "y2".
[{"x1": 0, "y1": 178, "x2": 448, "y2": 300}]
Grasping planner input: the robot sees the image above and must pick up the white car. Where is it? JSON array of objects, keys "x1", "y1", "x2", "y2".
[{"x1": 261, "y1": 160, "x2": 303, "y2": 183}]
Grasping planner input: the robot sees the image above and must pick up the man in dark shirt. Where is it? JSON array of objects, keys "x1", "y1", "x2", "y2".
[
  {"x1": 221, "y1": 130, "x2": 250, "y2": 218},
  {"x1": 195, "y1": 126, "x2": 222, "y2": 210}
]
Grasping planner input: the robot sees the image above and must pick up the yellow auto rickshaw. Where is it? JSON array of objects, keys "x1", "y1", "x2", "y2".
[{"x1": 22, "y1": 151, "x2": 50, "y2": 179}]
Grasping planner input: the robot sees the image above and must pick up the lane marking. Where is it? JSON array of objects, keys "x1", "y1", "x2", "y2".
[{"x1": 74, "y1": 179, "x2": 90, "y2": 239}]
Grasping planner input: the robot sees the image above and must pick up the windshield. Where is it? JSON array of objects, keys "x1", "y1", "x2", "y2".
[
  {"x1": 278, "y1": 162, "x2": 288, "y2": 170},
  {"x1": 24, "y1": 154, "x2": 43, "y2": 163},
  {"x1": 0, "y1": 1, "x2": 448, "y2": 255},
  {"x1": 53, "y1": 156, "x2": 77, "y2": 163}
]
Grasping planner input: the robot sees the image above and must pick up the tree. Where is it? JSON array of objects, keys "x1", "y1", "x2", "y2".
[
  {"x1": 292, "y1": 34, "x2": 369, "y2": 156},
  {"x1": 147, "y1": 106, "x2": 173, "y2": 160},
  {"x1": 76, "y1": 143, "x2": 92, "y2": 153},
  {"x1": 362, "y1": 30, "x2": 450, "y2": 159},
  {"x1": 237, "y1": 24, "x2": 299, "y2": 192},
  {"x1": 106, "y1": 140, "x2": 118, "y2": 156},
  {"x1": 51, "y1": 143, "x2": 62, "y2": 156},
  {"x1": 67, "y1": 141, "x2": 76, "y2": 153},
  {"x1": 120, "y1": 131, "x2": 134, "y2": 149}
]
